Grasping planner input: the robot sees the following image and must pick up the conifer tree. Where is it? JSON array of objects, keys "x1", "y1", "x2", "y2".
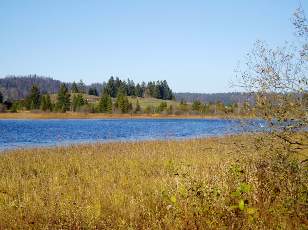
[
  {"x1": 88, "y1": 88, "x2": 98, "y2": 96},
  {"x1": 10, "y1": 102, "x2": 19, "y2": 113},
  {"x1": 127, "y1": 79, "x2": 136, "y2": 96},
  {"x1": 40, "y1": 94, "x2": 53, "y2": 111},
  {"x1": 157, "y1": 101, "x2": 167, "y2": 112},
  {"x1": 71, "y1": 82, "x2": 79, "y2": 93},
  {"x1": 153, "y1": 85, "x2": 161, "y2": 99},
  {"x1": 192, "y1": 100, "x2": 202, "y2": 111},
  {"x1": 26, "y1": 85, "x2": 41, "y2": 110},
  {"x1": 78, "y1": 80, "x2": 86, "y2": 93},
  {"x1": 72, "y1": 94, "x2": 86, "y2": 111},
  {"x1": 105, "y1": 77, "x2": 116, "y2": 97},
  {"x1": 56, "y1": 84, "x2": 71, "y2": 112},
  {"x1": 98, "y1": 92, "x2": 113, "y2": 113},
  {"x1": 135, "y1": 83, "x2": 143, "y2": 97},
  {"x1": 115, "y1": 92, "x2": 131, "y2": 113}
]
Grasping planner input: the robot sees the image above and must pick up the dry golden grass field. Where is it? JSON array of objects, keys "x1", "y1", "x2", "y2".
[{"x1": 0, "y1": 134, "x2": 307, "y2": 229}]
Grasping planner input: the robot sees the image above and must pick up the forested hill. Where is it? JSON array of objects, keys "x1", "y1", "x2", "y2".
[
  {"x1": 0, "y1": 75, "x2": 107, "y2": 100},
  {"x1": 175, "y1": 92, "x2": 254, "y2": 105},
  {"x1": 0, "y1": 75, "x2": 252, "y2": 104},
  {"x1": 0, "y1": 75, "x2": 62, "y2": 100},
  {"x1": 0, "y1": 75, "x2": 173, "y2": 101}
]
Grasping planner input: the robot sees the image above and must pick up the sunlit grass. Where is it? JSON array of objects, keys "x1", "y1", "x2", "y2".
[
  {"x1": 128, "y1": 96, "x2": 178, "y2": 108},
  {"x1": 50, "y1": 93, "x2": 180, "y2": 109},
  {"x1": 0, "y1": 134, "x2": 307, "y2": 229}
]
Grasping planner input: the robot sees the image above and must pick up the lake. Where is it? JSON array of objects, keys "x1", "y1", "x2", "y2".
[{"x1": 0, "y1": 119, "x2": 264, "y2": 150}]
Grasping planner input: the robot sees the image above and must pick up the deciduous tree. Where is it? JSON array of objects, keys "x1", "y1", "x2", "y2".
[{"x1": 237, "y1": 7, "x2": 308, "y2": 149}]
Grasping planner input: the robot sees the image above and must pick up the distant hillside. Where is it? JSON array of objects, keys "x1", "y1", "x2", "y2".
[
  {"x1": 48, "y1": 93, "x2": 179, "y2": 111},
  {"x1": 0, "y1": 76, "x2": 174, "y2": 101},
  {"x1": 0, "y1": 75, "x2": 103, "y2": 101},
  {"x1": 174, "y1": 92, "x2": 254, "y2": 105},
  {"x1": 0, "y1": 76, "x2": 253, "y2": 105},
  {"x1": 0, "y1": 75, "x2": 62, "y2": 100}
]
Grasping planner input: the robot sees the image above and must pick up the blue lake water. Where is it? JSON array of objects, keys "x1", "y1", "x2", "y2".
[{"x1": 0, "y1": 119, "x2": 264, "y2": 150}]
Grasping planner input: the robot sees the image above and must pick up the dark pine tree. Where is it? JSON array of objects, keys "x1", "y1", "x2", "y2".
[
  {"x1": 105, "y1": 77, "x2": 117, "y2": 97},
  {"x1": 157, "y1": 101, "x2": 167, "y2": 112},
  {"x1": 98, "y1": 92, "x2": 113, "y2": 113},
  {"x1": 56, "y1": 84, "x2": 71, "y2": 112},
  {"x1": 153, "y1": 84, "x2": 161, "y2": 99},
  {"x1": 127, "y1": 79, "x2": 136, "y2": 96},
  {"x1": 135, "y1": 83, "x2": 143, "y2": 97},
  {"x1": 26, "y1": 85, "x2": 41, "y2": 110},
  {"x1": 115, "y1": 91, "x2": 131, "y2": 113},
  {"x1": 71, "y1": 81, "x2": 79, "y2": 93},
  {"x1": 88, "y1": 88, "x2": 99, "y2": 96},
  {"x1": 161, "y1": 80, "x2": 173, "y2": 100},
  {"x1": 192, "y1": 100, "x2": 202, "y2": 111},
  {"x1": 40, "y1": 94, "x2": 53, "y2": 111},
  {"x1": 78, "y1": 80, "x2": 86, "y2": 93}
]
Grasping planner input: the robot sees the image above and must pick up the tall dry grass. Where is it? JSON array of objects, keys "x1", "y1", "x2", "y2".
[{"x1": 0, "y1": 134, "x2": 307, "y2": 229}]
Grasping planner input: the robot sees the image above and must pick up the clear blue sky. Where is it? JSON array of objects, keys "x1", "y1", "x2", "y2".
[{"x1": 0, "y1": 0, "x2": 307, "y2": 93}]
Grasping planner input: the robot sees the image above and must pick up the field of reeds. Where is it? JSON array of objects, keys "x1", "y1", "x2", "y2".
[{"x1": 0, "y1": 134, "x2": 307, "y2": 229}]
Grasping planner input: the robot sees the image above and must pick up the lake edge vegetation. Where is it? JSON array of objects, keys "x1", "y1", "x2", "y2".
[{"x1": 0, "y1": 77, "x2": 255, "y2": 117}]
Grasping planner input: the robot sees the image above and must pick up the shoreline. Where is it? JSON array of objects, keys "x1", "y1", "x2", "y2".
[
  {"x1": 0, "y1": 133, "x2": 244, "y2": 154},
  {"x1": 0, "y1": 112, "x2": 254, "y2": 120}
]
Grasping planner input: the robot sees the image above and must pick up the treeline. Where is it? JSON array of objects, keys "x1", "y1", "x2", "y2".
[
  {"x1": 71, "y1": 77, "x2": 174, "y2": 100},
  {"x1": 0, "y1": 82, "x2": 253, "y2": 115},
  {"x1": 133, "y1": 100, "x2": 252, "y2": 116},
  {"x1": 0, "y1": 75, "x2": 62, "y2": 100},
  {"x1": 175, "y1": 92, "x2": 255, "y2": 105},
  {"x1": 0, "y1": 84, "x2": 133, "y2": 113},
  {"x1": 0, "y1": 75, "x2": 174, "y2": 101},
  {"x1": 0, "y1": 76, "x2": 255, "y2": 115},
  {"x1": 101, "y1": 77, "x2": 174, "y2": 100},
  {"x1": 1, "y1": 75, "x2": 255, "y2": 105},
  {"x1": 0, "y1": 75, "x2": 103, "y2": 100},
  {"x1": 0, "y1": 77, "x2": 173, "y2": 113},
  {"x1": 0, "y1": 83, "x2": 253, "y2": 116}
]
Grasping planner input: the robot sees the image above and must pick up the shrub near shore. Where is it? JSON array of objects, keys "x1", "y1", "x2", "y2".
[{"x1": 0, "y1": 134, "x2": 307, "y2": 229}]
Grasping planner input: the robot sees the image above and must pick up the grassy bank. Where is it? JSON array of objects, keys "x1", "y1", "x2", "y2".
[
  {"x1": 0, "y1": 135, "x2": 307, "y2": 229},
  {"x1": 0, "y1": 111, "x2": 252, "y2": 120},
  {"x1": 50, "y1": 94, "x2": 180, "y2": 108}
]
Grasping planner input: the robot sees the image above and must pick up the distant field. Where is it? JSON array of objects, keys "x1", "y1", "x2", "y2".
[
  {"x1": 0, "y1": 134, "x2": 306, "y2": 229},
  {"x1": 128, "y1": 96, "x2": 179, "y2": 108},
  {"x1": 50, "y1": 93, "x2": 181, "y2": 109},
  {"x1": 50, "y1": 93, "x2": 100, "y2": 104}
]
